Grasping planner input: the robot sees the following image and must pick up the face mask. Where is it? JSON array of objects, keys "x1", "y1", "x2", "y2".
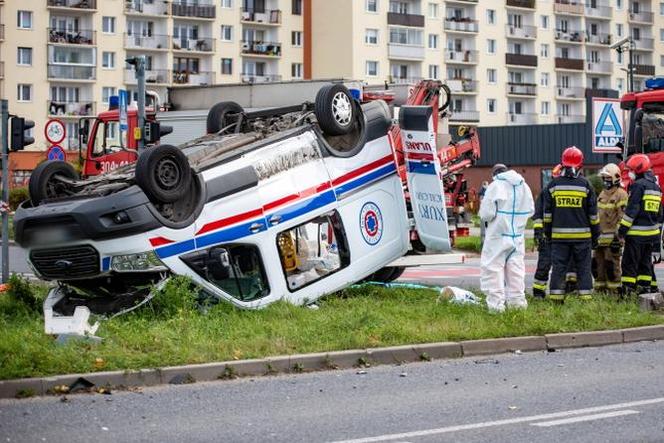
[
  {"x1": 602, "y1": 180, "x2": 614, "y2": 190},
  {"x1": 628, "y1": 172, "x2": 637, "y2": 181}
]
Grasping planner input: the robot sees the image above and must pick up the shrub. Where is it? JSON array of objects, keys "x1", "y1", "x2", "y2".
[
  {"x1": 6, "y1": 274, "x2": 43, "y2": 313},
  {"x1": 8, "y1": 188, "x2": 29, "y2": 211}
]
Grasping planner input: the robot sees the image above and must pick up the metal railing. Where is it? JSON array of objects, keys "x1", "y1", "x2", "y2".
[
  {"x1": 585, "y1": 5, "x2": 612, "y2": 18},
  {"x1": 633, "y1": 37, "x2": 655, "y2": 50},
  {"x1": 124, "y1": 33, "x2": 170, "y2": 50},
  {"x1": 446, "y1": 79, "x2": 478, "y2": 93},
  {"x1": 47, "y1": 100, "x2": 95, "y2": 117},
  {"x1": 240, "y1": 73, "x2": 283, "y2": 83},
  {"x1": 506, "y1": 0, "x2": 535, "y2": 8},
  {"x1": 554, "y1": 57, "x2": 584, "y2": 70},
  {"x1": 586, "y1": 61, "x2": 612, "y2": 73},
  {"x1": 505, "y1": 53, "x2": 538, "y2": 67},
  {"x1": 388, "y1": 43, "x2": 425, "y2": 60},
  {"x1": 628, "y1": 10, "x2": 654, "y2": 23},
  {"x1": 47, "y1": 0, "x2": 96, "y2": 9},
  {"x1": 445, "y1": 49, "x2": 479, "y2": 63},
  {"x1": 172, "y1": 71, "x2": 214, "y2": 85},
  {"x1": 387, "y1": 12, "x2": 425, "y2": 27},
  {"x1": 555, "y1": 29, "x2": 584, "y2": 42},
  {"x1": 48, "y1": 28, "x2": 95, "y2": 45},
  {"x1": 449, "y1": 110, "x2": 480, "y2": 122},
  {"x1": 553, "y1": 1, "x2": 584, "y2": 15},
  {"x1": 585, "y1": 33, "x2": 612, "y2": 45},
  {"x1": 172, "y1": 37, "x2": 215, "y2": 52},
  {"x1": 634, "y1": 64, "x2": 655, "y2": 76},
  {"x1": 506, "y1": 82, "x2": 537, "y2": 95},
  {"x1": 171, "y1": 1, "x2": 215, "y2": 19},
  {"x1": 47, "y1": 64, "x2": 96, "y2": 80},
  {"x1": 240, "y1": 8, "x2": 282, "y2": 24},
  {"x1": 444, "y1": 19, "x2": 479, "y2": 33},
  {"x1": 505, "y1": 24, "x2": 537, "y2": 39},
  {"x1": 125, "y1": 68, "x2": 171, "y2": 84},
  {"x1": 125, "y1": 0, "x2": 170, "y2": 15},
  {"x1": 390, "y1": 76, "x2": 424, "y2": 85},
  {"x1": 507, "y1": 113, "x2": 538, "y2": 124},
  {"x1": 556, "y1": 86, "x2": 585, "y2": 98},
  {"x1": 241, "y1": 40, "x2": 282, "y2": 57}
]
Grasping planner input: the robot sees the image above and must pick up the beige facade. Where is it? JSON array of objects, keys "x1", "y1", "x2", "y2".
[{"x1": 0, "y1": 0, "x2": 304, "y2": 150}]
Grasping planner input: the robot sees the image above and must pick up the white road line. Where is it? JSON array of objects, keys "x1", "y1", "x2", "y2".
[
  {"x1": 531, "y1": 410, "x2": 640, "y2": 427},
  {"x1": 330, "y1": 397, "x2": 664, "y2": 443}
]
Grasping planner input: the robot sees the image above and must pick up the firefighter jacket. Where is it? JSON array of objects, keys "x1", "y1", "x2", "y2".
[
  {"x1": 543, "y1": 175, "x2": 599, "y2": 242},
  {"x1": 618, "y1": 172, "x2": 662, "y2": 244},
  {"x1": 597, "y1": 187, "x2": 629, "y2": 246}
]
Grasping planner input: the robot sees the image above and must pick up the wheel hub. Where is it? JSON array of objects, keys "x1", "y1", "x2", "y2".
[
  {"x1": 155, "y1": 157, "x2": 180, "y2": 190},
  {"x1": 332, "y1": 92, "x2": 352, "y2": 127}
]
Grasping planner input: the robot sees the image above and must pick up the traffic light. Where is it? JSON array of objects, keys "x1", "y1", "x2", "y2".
[{"x1": 10, "y1": 117, "x2": 35, "y2": 151}]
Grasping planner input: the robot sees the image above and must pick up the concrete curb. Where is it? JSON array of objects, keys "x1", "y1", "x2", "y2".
[{"x1": 1, "y1": 325, "x2": 663, "y2": 400}]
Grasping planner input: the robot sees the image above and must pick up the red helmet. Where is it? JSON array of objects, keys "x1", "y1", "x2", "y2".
[
  {"x1": 552, "y1": 164, "x2": 563, "y2": 178},
  {"x1": 625, "y1": 154, "x2": 651, "y2": 175},
  {"x1": 561, "y1": 146, "x2": 584, "y2": 169}
]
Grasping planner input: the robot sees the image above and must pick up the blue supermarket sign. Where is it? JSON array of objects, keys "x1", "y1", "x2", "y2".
[{"x1": 592, "y1": 98, "x2": 624, "y2": 153}]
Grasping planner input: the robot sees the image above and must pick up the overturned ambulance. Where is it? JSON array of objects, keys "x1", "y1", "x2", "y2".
[{"x1": 14, "y1": 83, "x2": 471, "y2": 335}]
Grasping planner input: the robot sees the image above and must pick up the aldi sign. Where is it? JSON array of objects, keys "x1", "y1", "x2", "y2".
[{"x1": 592, "y1": 98, "x2": 624, "y2": 153}]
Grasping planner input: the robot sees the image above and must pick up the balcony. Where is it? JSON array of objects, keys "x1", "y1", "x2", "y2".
[
  {"x1": 628, "y1": 10, "x2": 654, "y2": 24},
  {"x1": 557, "y1": 115, "x2": 585, "y2": 124},
  {"x1": 634, "y1": 38, "x2": 655, "y2": 50},
  {"x1": 124, "y1": 33, "x2": 170, "y2": 50},
  {"x1": 47, "y1": 64, "x2": 96, "y2": 81},
  {"x1": 553, "y1": 0, "x2": 583, "y2": 14},
  {"x1": 586, "y1": 61, "x2": 612, "y2": 73},
  {"x1": 555, "y1": 29, "x2": 584, "y2": 43},
  {"x1": 388, "y1": 43, "x2": 425, "y2": 60},
  {"x1": 585, "y1": 33, "x2": 612, "y2": 45},
  {"x1": 172, "y1": 37, "x2": 215, "y2": 52},
  {"x1": 447, "y1": 78, "x2": 478, "y2": 93},
  {"x1": 125, "y1": 0, "x2": 170, "y2": 15},
  {"x1": 241, "y1": 41, "x2": 282, "y2": 57},
  {"x1": 505, "y1": 24, "x2": 537, "y2": 39},
  {"x1": 48, "y1": 28, "x2": 95, "y2": 45},
  {"x1": 47, "y1": 0, "x2": 96, "y2": 11},
  {"x1": 585, "y1": 5, "x2": 612, "y2": 19},
  {"x1": 241, "y1": 8, "x2": 282, "y2": 25},
  {"x1": 241, "y1": 73, "x2": 283, "y2": 83},
  {"x1": 172, "y1": 1, "x2": 215, "y2": 19},
  {"x1": 444, "y1": 18, "x2": 479, "y2": 33},
  {"x1": 445, "y1": 49, "x2": 479, "y2": 64},
  {"x1": 633, "y1": 64, "x2": 655, "y2": 76},
  {"x1": 507, "y1": 82, "x2": 537, "y2": 95},
  {"x1": 556, "y1": 86, "x2": 585, "y2": 99},
  {"x1": 47, "y1": 100, "x2": 95, "y2": 118},
  {"x1": 172, "y1": 71, "x2": 214, "y2": 85},
  {"x1": 387, "y1": 12, "x2": 425, "y2": 27},
  {"x1": 506, "y1": 0, "x2": 535, "y2": 8},
  {"x1": 507, "y1": 113, "x2": 538, "y2": 124},
  {"x1": 449, "y1": 110, "x2": 480, "y2": 122},
  {"x1": 125, "y1": 68, "x2": 171, "y2": 85},
  {"x1": 505, "y1": 53, "x2": 538, "y2": 67},
  {"x1": 555, "y1": 57, "x2": 584, "y2": 70},
  {"x1": 391, "y1": 76, "x2": 424, "y2": 85}
]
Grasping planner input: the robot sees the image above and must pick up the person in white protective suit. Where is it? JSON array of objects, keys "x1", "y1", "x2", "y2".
[{"x1": 479, "y1": 164, "x2": 535, "y2": 312}]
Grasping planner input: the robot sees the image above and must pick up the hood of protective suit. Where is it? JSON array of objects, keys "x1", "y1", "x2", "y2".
[{"x1": 494, "y1": 170, "x2": 524, "y2": 186}]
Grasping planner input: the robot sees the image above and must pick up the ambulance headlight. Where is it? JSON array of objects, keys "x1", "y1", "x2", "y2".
[{"x1": 111, "y1": 251, "x2": 167, "y2": 272}]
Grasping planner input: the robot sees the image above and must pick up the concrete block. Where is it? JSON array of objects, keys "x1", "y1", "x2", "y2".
[
  {"x1": 263, "y1": 356, "x2": 291, "y2": 374},
  {"x1": 622, "y1": 325, "x2": 664, "y2": 343},
  {"x1": 224, "y1": 359, "x2": 270, "y2": 377},
  {"x1": 461, "y1": 336, "x2": 546, "y2": 356},
  {"x1": 288, "y1": 352, "x2": 330, "y2": 372},
  {"x1": 325, "y1": 349, "x2": 368, "y2": 369},
  {"x1": 0, "y1": 378, "x2": 44, "y2": 399},
  {"x1": 161, "y1": 363, "x2": 234, "y2": 383},
  {"x1": 76, "y1": 369, "x2": 161, "y2": 388},
  {"x1": 412, "y1": 342, "x2": 463, "y2": 360},
  {"x1": 546, "y1": 330, "x2": 623, "y2": 349},
  {"x1": 367, "y1": 345, "x2": 420, "y2": 365}
]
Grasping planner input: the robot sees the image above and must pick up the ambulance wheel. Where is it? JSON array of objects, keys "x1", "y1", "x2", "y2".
[
  {"x1": 367, "y1": 266, "x2": 406, "y2": 283},
  {"x1": 206, "y1": 101, "x2": 244, "y2": 134},
  {"x1": 28, "y1": 161, "x2": 79, "y2": 205},
  {"x1": 315, "y1": 84, "x2": 356, "y2": 136},
  {"x1": 135, "y1": 145, "x2": 192, "y2": 204}
]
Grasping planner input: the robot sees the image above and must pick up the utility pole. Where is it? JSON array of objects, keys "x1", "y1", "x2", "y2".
[
  {"x1": 1, "y1": 100, "x2": 9, "y2": 283},
  {"x1": 126, "y1": 55, "x2": 146, "y2": 152}
]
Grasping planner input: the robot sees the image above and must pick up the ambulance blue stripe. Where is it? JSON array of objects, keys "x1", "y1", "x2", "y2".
[
  {"x1": 195, "y1": 219, "x2": 265, "y2": 250},
  {"x1": 266, "y1": 190, "x2": 337, "y2": 225},
  {"x1": 155, "y1": 239, "x2": 196, "y2": 259},
  {"x1": 407, "y1": 161, "x2": 437, "y2": 175},
  {"x1": 335, "y1": 163, "x2": 397, "y2": 196}
]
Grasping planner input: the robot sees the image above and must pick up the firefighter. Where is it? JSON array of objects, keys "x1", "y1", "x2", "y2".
[
  {"x1": 543, "y1": 146, "x2": 599, "y2": 301},
  {"x1": 594, "y1": 163, "x2": 628, "y2": 294},
  {"x1": 618, "y1": 154, "x2": 662, "y2": 296}
]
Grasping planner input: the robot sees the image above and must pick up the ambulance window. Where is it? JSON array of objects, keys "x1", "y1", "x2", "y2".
[{"x1": 276, "y1": 210, "x2": 350, "y2": 292}]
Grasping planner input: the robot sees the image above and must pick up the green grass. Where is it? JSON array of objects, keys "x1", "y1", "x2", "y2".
[
  {"x1": 454, "y1": 235, "x2": 536, "y2": 253},
  {"x1": 0, "y1": 276, "x2": 662, "y2": 380}
]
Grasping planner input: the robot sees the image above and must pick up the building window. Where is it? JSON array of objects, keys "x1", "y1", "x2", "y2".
[
  {"x1": 292, "y1": 0, "x2": 302, "y2": 15},
  {"x1": 487, "y1": 9, "x2": 496, "y2": 24},
  {"x1": 487, "y1": 68, "x2": 496, "y2": 84},
  {"x1": 428, "y1": 3, "x2": 438, "y2": 18},
  {"x1": 487, "y1": 39, "x2": 496, "y2": 54},
  {"x1": 17, "y1": 11, "x2": 33, "y2": 29},
  {"x1": 292, "y1": 63, "x2": 303, "y2": 78},
  {"x1": 661, "y1": 2, "x2": 664, "y2": 15},
  {"x1": 365, "y1": 29, "x2": 379, "y2": 44},
  {"x1": 618, "y1": 78, "x2": 625, "y2": 92},
  {"x1": 541, "y1": 72, "x2": 549, "y2": 87},
  {"x1": 616, "y1": 0, "x2": 622, "y2": 10},
  {"x1": 102, "y1": 17, "x2": 116, "y2": 34},
  {"x1": 660, "y1": 28, "x2": 664, "y2": 41},
  {"x1": 292, "y1": 31, "x2": 303, "y2": 46},
  {"x1": 429, "y1": 64, "x2": 439, "y2": 79},
  {"x1": 366, "y1": 60, "x2": 378, "y2": 76},
  {"x1": 541, "y1": 101, "x2": 550, "y2": 115},
  {"x1": 366, "y1": 0, "x2": 378, "y2": 12},
  {"x1": 540, "y1": 43, "x2": 549, "y2": 58},
  {"x1": 618, "y1": 51, "x2": 624, "y2": 64},
  {"x1": 661, "y1": 55, "x2": 664, "y2": 66},
  {"x1": 102, "y1": 87, "x2": 116, "y2": 103},
  {"x1": 102, "y1": 52, "x2": 115, "y2": 69},
  {"x1": 222, "y1": 0, "x2": 233, "y2": 7},
  {"x1": 487, "y1": 99, "x2": 496, "y2": 114},
  {"x1": 17, "y1": 84, "x2": 32, "y2": 102},
  {"x1": 616, "y1": 23, "x2": 623, "y2": 37},
  {"x1": 17, "y1": 47, "x2": 32, "y2": 66},
  {"x1": 221, "y1": 25, "x2": 233, "y2": 41},
  {"x1": 540, "y1": 15, "x2": 549, "y2": 29},
  {"x1": 428, "y1": 34, "x2": 438, "y2": 49},
  {"x1": 221, "y1": 58, "x2": 233, "y2": 75}
]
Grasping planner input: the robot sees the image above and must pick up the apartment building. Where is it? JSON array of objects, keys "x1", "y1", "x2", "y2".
[
  {"x1": 0, "y1": 0, "x2": 304, "y2": 150},
  {"x1": 310, "y1": 0, "x2": 664, "y2": 127}
]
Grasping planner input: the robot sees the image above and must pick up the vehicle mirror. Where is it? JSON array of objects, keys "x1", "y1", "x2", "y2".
[{"x1": 207, "y1": 247, "x2": 232, "y2": 280}]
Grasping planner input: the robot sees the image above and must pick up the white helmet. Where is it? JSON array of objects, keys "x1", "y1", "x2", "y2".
[{"x1": 599, "y1": 163, "x2": 621, "y2": 185}]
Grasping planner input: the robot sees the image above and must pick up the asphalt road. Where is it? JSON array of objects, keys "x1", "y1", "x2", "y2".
[
  {"x1": 1, "y1": 244, "x2": 31, "y2": 277},
  {"x1": 1, "y1": 341, "x2": 663, "y2": 442}
]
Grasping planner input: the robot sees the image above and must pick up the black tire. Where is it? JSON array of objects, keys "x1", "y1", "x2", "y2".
[
  {"x1": 135, "y1": 145, "x2": 192, "y2": 204},
  {"x1": 206, "y1": 101, "x2": 244, "y2": 134},
  {"x1": 315, "y1": 84, "x2": 356, "y2": 136},
  {"x1": 366, "y1": 266, "x2": 406, "y2": 283},
  {"x1": 28, "y1": 161, "x2": 78, "y2": 205}
]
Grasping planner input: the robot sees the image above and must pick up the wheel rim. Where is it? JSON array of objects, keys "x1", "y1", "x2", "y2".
[
  {"x1": 332, "y1": 92, "x2": 352, "y2": 127},
  {"x1": 155, "y1": 157, "x2": 180, "y2": 190}
]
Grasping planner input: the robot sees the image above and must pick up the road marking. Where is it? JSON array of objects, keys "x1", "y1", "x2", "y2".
[
  {"x1": 330, "y1": 397, "x2": 664, "y2": 443},
  {"x1": 531, "y1": 410, "x2": 640, "y2": 427}
]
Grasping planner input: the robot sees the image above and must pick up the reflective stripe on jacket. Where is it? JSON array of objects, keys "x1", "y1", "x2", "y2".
[
  {"x1": 543, "y1": 175, "x2": 599, "y2": 243},
  {"x1": 618, "y1": 173, "x2": 663, "y2": 243},
  {"x1": 597, "y1": 187, "x2": 628, "y2": 245}
]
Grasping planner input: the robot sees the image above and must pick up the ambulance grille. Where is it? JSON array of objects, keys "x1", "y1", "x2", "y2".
[{"x1": 30, "y1": 245, "x2": 100, "y2": 280}]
